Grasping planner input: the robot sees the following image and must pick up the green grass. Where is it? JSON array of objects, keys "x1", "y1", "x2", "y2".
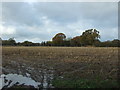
[{"x1": 52, "y1": 77, "x2": 119, "y2": 88}]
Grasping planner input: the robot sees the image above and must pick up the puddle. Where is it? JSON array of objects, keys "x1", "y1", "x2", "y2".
[
  {"x1": 1, "y1": 61, "x2": 54, "y2": 89},
  {"x1": 0, "y1": 74, "x2": 41, "y2": 89},
  {"x1": 0, "y1": 69, "x2": 54, "y2": 89}
]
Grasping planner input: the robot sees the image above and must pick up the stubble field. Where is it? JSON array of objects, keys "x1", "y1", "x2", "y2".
[{"x1": 1, "y1": 47, "x2": 120, "y2": 88}]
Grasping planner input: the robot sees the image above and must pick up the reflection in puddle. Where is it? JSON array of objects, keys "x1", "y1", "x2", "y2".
[{"x1": 0, "y1": 74, "x2": 41, "y2": 89}]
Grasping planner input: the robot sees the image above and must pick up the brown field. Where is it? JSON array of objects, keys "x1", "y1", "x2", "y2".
[{"x1": 2, "y1": 47, "x2": 120, "y2": 88}]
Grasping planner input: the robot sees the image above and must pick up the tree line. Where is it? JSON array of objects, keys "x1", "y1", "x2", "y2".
[{"x1": 1, "y1": 29, "x2": 120, "y2": 47}]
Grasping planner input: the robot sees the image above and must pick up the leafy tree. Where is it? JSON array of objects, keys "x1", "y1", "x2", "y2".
[
  {"x1": 81, "y1": 29, "x2": 100, "y2": 46},
  {"x1": 94, "y1": 40, "x2": 101, "y2": 47},
  {"x1": 52, "y1": 33, "x2": 66, "y2": 46},
  {"x1": 45, "y1": 41, "x2": 53, "y2": 46},
  {"x1": 2, "y1": 29, "x2": 120, "y2": 47},
  {"x1": 96, "y1": 39, "x2": 120, "y2": 47},
  {"x1": 112, "y1": 39, "x2": 120, "y2": 47},
  {"x1": 21, "y1": 41, "x2": 33, "y2": 46},
  {"x1": 2, "y1": 38, "x2": 16, "y2": 46},
  {"x1": 40, "y1": 41, "x2": 46, "y2": 46},
  {"x1": 63, "y1": 38, "x2": 72, "y2": 46},
  {"x1": 71, "y1": 36, "x2": 82, "y2": 46},
  {"x1": 8, "y1": 38, "x2": 16, "y2": 46}
]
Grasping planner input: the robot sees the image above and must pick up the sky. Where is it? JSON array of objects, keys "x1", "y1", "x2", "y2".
[{"x1": 0, "y1": 2, "x2": 118, "y2": 42}]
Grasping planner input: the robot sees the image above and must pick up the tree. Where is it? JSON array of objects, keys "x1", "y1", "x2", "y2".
[
  {"x1": 46, "y1": 41, "x2": 53, "y2": 46},
  {"x1": 2, "y1": 38, "x2": 16, "y2": 46},
  {"x1": 112, "y1": 39, "x2": 120, "y2": 47},
  {"x1": 8, "y1": 38, "x2": 16, "y2": 46},
  {"x1": 81, "y1": 29, "x2": 100, "y2": 46},
  {"x1": 40, "y1": 41, "x2": 46, "y2": 46},
  {"x1": 71, "y1": 36, "x2": 81, "y2": 46},
  {"x1": 0, "y1": 37, "x2": 2, "y2": 46},
  {"x1": 52, "y1": 33, "x2": 66, "y2": 46},
  {"x1": 63, "y1": 38, "x2": 71, "y2": 46},
  {"x1": 21, "y1": 41, "x2": 33, "y2": 46}
]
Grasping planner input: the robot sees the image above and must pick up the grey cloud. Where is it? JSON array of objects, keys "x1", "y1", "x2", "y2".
[
  {"x1": 34, "y1": 2, "x2": 117, "y2": 27},
  {"x1": 2, "y1": 2, "x2": 42, "y2": 26},
  {"x1": 1, "y1": 2, "x2": 118, "y2": 42}
]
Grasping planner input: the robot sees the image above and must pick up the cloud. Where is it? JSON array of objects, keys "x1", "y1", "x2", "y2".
[
  {"x1": 1, "y1": 2, "x2": 118, "y2": 42},
  {"x1": 0, "y1": 25, "x2": 16, "y2": 36},
  {"x1": 34, "y1": 2, "x2": 117, "y2": 26},
  {"x1": 2, "y1": 2, "x2": 42, "y2": 26}
]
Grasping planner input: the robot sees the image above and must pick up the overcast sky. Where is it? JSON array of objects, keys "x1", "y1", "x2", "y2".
[{"x1": 0, "y1": 2, "x2": 118, "y2": 42}]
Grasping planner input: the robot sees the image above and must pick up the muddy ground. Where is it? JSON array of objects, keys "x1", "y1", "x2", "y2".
[{"x1": 1, "y1": 47, "x2": 119, "y2": 88}]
